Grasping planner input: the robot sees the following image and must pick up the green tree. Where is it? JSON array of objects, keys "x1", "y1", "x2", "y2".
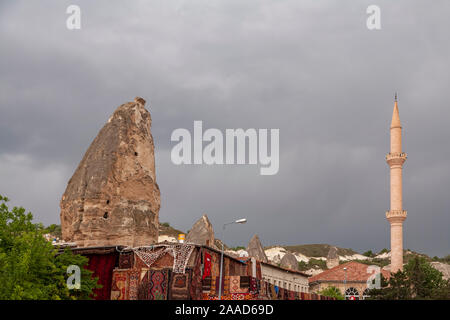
[
  {"x1": 43, "y1": 224, "x2": 62, "y2": 238},
  {"x1": 0, "y1": 195, "x2": 100, "y2": 299},
  {"x1": 405, "y1": 256, "x2": 450, "y2": 299},
  {"x1": 363, "y1": 250, "x2": 374, "y2": 257},
  {"x1": 319, "y1": 286, "x2": 345, "y2": 300},
  {"x1": 298, "y1": 260, "x2": 308, "y2": 271},
  {"x1": 367, "y1": 256, "x2": 450, "y2": 300}
]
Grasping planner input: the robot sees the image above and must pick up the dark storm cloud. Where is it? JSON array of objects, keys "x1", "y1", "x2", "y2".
[{"x1": 0, "y1": 0, "x2": 449, "y2": 256}]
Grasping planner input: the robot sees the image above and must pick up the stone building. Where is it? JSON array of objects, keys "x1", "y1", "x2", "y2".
[
  {"x1": 260, "y1": 261, "x2": 310, "y2": 293},
  {"x1": 308, "y1": 261, "x2": 390, "y2": 300}
]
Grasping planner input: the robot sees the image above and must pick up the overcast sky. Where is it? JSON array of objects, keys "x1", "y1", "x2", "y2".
[{"x1": 1, "y1": 0, "x2": 449, "y2": 256}]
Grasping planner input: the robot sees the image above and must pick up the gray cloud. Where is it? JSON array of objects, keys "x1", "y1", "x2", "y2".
[{"x1": 0, "y1": 0, "x2": 449, "y2": 256}]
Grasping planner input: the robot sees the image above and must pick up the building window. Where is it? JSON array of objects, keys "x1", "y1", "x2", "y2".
[
  {"x1": 363, "y1": 288, "x2": 371, "y2": 300},
  {"x1": 345, "y1": 287, "x2": 360, "y2": 300}
]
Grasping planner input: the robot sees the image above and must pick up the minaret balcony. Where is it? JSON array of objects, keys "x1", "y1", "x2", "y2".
[
  {"x1": 386, "y1": 152, "x2": 407, "y2": 167},
  {"x1": 386, "y1": 210, "x2": 407, "y2": 221}
]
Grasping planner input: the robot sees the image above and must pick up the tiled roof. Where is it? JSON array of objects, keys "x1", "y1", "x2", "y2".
[
  {"x1": 260, "y1": 261, "x2": 310, "y2": 278},
  {"x1": 309, "y1": 261, "x2": 390, "y2": 283}
]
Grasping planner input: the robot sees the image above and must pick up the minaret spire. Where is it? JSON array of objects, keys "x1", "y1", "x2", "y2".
[
  {"x1": 391, "y1": 94, "x2": 401, "y2": 130},
  {"x1": 386, "y1": 95, "x2": 407, "y2": 273}
]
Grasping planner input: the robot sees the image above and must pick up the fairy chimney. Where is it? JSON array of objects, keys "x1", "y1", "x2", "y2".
[
  {"x1": 280, "y1": 252, "x2": 299, "y2": 271},
  {"x1": 326, "y1": 246, "x2": 340, "y2": 269},
  {"x1": 186, "y1": 214, "x2": 215, "y2": 247},
  {"x1": 60, "y1": 97, "x2": 161, "y2": 247},
  {"x1": 247, "y1": 234, "x2": 268, "y2": 262}
]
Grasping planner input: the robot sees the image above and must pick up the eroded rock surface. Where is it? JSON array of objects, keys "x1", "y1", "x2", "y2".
[
  {"x1": 431, "y1": 262, "x2": 450, "y2": 280},
  {"x1": 280, "y1": 252, "x2": 299, "y2": 271},
  {"x1": 326, "y1": 246, "x2": 339, "y2": 269},
  {"x1": 247, "y1": 234, "x2": 268, "y2": 262},
  {"x1": 60, "y1": 97, "x2": 160, "y2": 247},
  {"x1": 186, "y1": 214, "x2": 215, "y2": 248}
]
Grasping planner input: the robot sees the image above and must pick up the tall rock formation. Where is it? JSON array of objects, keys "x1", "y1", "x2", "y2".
[
  {"x1": 326, "y1": 246, "x2": 340, "y2": 269},
  {"x1": 60, "y1": 97, "x2": 160, "y2": 247},
  {"x1": 186, "y1": 214, "x2": 215, "y2": 247},
  {"x1": 280, "y1": 252, "x2": 299, "y2": 271},
  {"x1": 247, "y1": 234, "x2": 268, "y2": 262}
]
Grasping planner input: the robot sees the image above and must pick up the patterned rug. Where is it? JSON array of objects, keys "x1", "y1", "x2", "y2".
[
  {"x1": 189, "y1": 249, "x2": 202, "y2": 300},
  {"x1": 134, "y1": 247, "x2": 172, "y2": 269},
  {"x1": 128, "y1": 269, "x2": 140, "y2": 300},
  {"x1": 119, "y1": 252, "x2": 134, "y2": 269},
  {"x1": 133, "y1": 244, "x2": 195, "y2": 274},
  {"x1": 288, "y1": 290, "x2": 296, "y2": 300},
  {"x1": 111, "y1": 269, "x2": 129, "y2": 300},
  {"x1": 202, "y1": 277, "x2": 212, "y2": 292},
  {"x1": 240, "y1": 276, "x2": 250, "y2": 290},
  {"x1": 250, "y1": 277, "x2": 257, "y2": 294},
  {"x1": 229, "y1": 276, "x2": 241, "y2": 293},
  {"x1": 138, "y1": 269, "x2": 169, "y2": 300},
  {"x1": 201, "y1": 293, "x2": 257, "y2": 300},
  {"x1": 259, "y1": 280, "x2": 266, "y2": 296},
  {"x1": 169, "y1": 271, "x2": 190, "y2": 300},
  {"x1": 203, "y1": 252, "x2": 212, "y2": 279},
  {"x1": 172, "y1": 244, "x2": 195, "y2": 273}
]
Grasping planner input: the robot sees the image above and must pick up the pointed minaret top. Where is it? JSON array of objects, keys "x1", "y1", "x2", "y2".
[{"x1": 391, "y1": 94, "x2": 401, "y2": 129}]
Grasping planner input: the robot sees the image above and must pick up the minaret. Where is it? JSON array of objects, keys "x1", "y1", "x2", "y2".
[{"x1": 386, "y1": 93, "x2": 407, "y2": 273}]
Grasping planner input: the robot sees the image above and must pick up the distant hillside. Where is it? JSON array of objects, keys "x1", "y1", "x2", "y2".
[
  {"x1": 158, "y1": 222, "x2": 185, "y2": 238},
  {"x1": 280, "y1": 243, "x2": 358, "y2": 257}
]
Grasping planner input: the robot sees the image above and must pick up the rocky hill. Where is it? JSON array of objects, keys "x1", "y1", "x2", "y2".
[
  {"x1": 260, "y1": 245, "x2": 450, "y2": 278},
  {"x1": 262, "y1": 244, "x2": 370, "y2": 275},
  {"x1": 158, "y1": 222, "x2": 185, "y2": 241}
]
